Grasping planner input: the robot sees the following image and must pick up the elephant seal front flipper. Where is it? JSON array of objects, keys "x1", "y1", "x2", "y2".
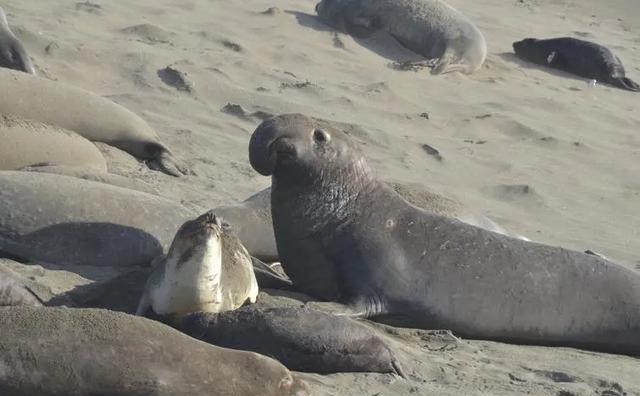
[{"x1": 0, "y1": 7, "x2": 35, "y2": 74}]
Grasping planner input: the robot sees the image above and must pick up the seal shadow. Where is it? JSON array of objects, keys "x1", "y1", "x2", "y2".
[
  {"x1": 498, "y1": 52, "x2": 590, "y2": 84},
  {"x1": 288, "y1": 10, "x2": 425, "y2": 64}
]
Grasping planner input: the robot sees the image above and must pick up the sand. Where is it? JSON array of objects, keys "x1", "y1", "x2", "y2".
[{"x1": 1, "y1": 0, "x2": 639, "y2": 394}]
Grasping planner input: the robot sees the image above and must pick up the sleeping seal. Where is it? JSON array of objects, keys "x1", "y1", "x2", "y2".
[
  {"x1": 315, "y1": 0, "x2": 487, "y2": 74},
  {"x1": 0, "y1": 7, "x2": 35, "y2": 74},
  {"x1": 513, "y1": 37, "x2": 639, "y2": 92},
  {"x1": 0, "y1": 68, "x2": 187, "y2": 176},
  {"x1": 248, "y1": 113, "x2": 640, "y2": 356},
  {"x1": 136, "y1": 211, "x2": 258, "y2": 320},
  {"x1": 0, "y1": 115, "x2": 107, "y2": 172},
  {"x1": 0, "y1": 306, "x2": 309, "y2": 396}
]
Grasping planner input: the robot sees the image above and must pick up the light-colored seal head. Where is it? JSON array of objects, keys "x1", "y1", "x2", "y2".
[
  {"x1": 136, "y1": 210, "x2": 258, "y2": 320},
  {"x1": 0, "y1": 7, "x2": 36, "y2": 74}
]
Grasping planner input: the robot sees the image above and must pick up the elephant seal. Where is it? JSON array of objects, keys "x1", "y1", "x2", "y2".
[
  {"x1": 0, "y1": 171, "x2": 196, "y2": 267},
  {"x1": 0, "y1": 68, "x2": 187, "y2": 176},
  {"x1": 136, "y1": 211, "x2": 258, "y2": 319},
  {"x1": 216, "y1": 182, "x2": 518, "y2": 262},
  {"x1": 0, "y1": 7, "x2": 35, "y2": 74},
  {"x1": 0, "y1": 115, "x2": 107, "y2": 171},
  {"x1": 513, "y1": 37, "x2": 639, "y2": 92},
  {"x1": 181, "y1": 305, "x2": 405, "y2": 376},
  {"x1": 315, "y1": 0, "x2": 486, "y2": 74},
  {"x1": 0, "y1": 266, "x2": 43, "y2": 307},
  {"x1": 0, "y1": 306, "x2": 309, "y2": 396},
  {"x1": 248, "y1": 113, "x2": 640, "y2": 356}
]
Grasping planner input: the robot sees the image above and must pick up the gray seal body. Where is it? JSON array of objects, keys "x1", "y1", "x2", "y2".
[
  {"x1": 248, "y1": 113, "x2": 640, "y2": 356},
  {"x1": 315, "y1": 0, "x2": 487, "y2": 74}
]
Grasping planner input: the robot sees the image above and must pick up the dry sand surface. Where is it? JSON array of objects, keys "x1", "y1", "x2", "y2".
[{"x1": 2, "y1": 0, "x2": 639, "y2": 394}]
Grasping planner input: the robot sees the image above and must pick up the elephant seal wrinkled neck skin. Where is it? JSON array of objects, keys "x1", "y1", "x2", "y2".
[
  {"x1": 0, "y1": 7, "x2": 36, "y2": 75},
  {"x1": 250, "y1": 113, "x2": 384, "y2": 302}
]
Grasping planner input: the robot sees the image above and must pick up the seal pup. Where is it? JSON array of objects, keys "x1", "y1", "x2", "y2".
[
  {"x1": 181, "y1": 305, "x2": 405, "y2": 376},
  {"x1": 249, "y1": 113, "x2": 640, "y2": 356},
  {"x1": 513, "y1": 37, "x2": 639, "y2": 92},
  {"x1": 136, "y1": 211, "x2": 258, "y2": 320},
  {"x1": 315, "y1": 0, "x2": 487, "y2": 74},
  {"x1": 0, "y1": 115, "x2": 107, "y2": 171},
  {"x1": 0, "y1": 171, "x2": 196, "y2": 267},
  {"x1": 0, "y1": 7, "x2": 35, "y2": 74},
  {"x1": 0, "y1": 68, "x2": 187, "y2": 176},
  {"x1": 0, "y1": 306, "x2": 309, "y2": 396}
]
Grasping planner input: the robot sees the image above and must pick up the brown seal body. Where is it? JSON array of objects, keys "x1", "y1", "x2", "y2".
[
  {"x1": 248, "y1": 113, "x2": 640, "y2": 356},
  {"x1": 0, "y1": 68, "x2": 186, "y2": 176},
  {"x1": 0, "y1": 306, "x2": 309, "y2": 396}
]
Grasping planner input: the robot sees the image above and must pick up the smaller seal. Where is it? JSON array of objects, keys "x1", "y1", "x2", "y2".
[
  {"x1": 180, "y1": 305, "x2": 405, "y2": 377},
  {"x1": 315, "y1": 0, "x2": 487, "y2": 74},
  {"x1": 0, "y1": 6, "x2": 36, "y2": 74},
  {"x1": 136, "y1": 210, "x2": 258, "y2": 320},
  {"x1": 0, "y1": 265, "x2": 43, "y2": 307},
  {"x1": 513, "y1": 37, "x2": 639, "y2": 92}
]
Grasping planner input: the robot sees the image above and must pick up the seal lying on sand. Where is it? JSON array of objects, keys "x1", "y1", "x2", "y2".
[
  {"x1": 0, "y1": 171, "x2": 196, "y2": 267},
  {"x1": 216, "y1": 182, "x2": 518, "y2": 262},
  {"x1": 0, "y1": 115, "x2": 107, "y2": 171},
  {"x1": 136, "y1": 211, "x2": 258, "y2": 320},
  {"x1": 181, "y1": 305, "x2": 405, "y2": 376},
  {"x1": 0, "y1": 7, "x2": 35, "y2": 74},
  {"x1": 513, "y1": 37, "x2": 639, "y2": 92},
  {"x1": 249, "y1": 113, "x2": 640, "y2": 356},
  {"x1": 0, "y1": 68, "x2": 187, "y2": 176},
  {"x1": 0, "y1": 306, "x2": 309, "y2": 396},
  {"x1": 315, "y1": 0, "x2": 486, "y2": 74}
]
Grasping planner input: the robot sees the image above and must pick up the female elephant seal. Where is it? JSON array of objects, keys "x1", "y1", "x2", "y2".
[
  {"x1": 136, "y1": 211, "x2": 259, "y2": 320},
  {"x1": 249, "y1": 113, "x2": 640, "y2": 356},
  {"x1": 315, "y1": 0, "x2": 487, "y2": 74},
  {"x1": 513, "y1": 37, "x2": 639, "y2": 92},
  {"x1": 0, "y1": 306, "x2": 309, "y2": 396},
  {"x1": 0, "y1": 115, "x2": 107, "y2": 171},
  {"x1": 0, "y1": 68, "x2": 187, "y2": 176},
  {"x1": 0, "y1": 7, "x2": 35, "y2": 74}
]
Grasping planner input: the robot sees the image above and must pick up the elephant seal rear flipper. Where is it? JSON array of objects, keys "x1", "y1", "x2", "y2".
[{"x1": 0, "y1": 7, "x2": 36, "y2": 74}]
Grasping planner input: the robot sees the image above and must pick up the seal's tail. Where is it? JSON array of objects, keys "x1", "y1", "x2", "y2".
[{"x1": 611, "y1": 77, "x2": 640, "y2": 92}]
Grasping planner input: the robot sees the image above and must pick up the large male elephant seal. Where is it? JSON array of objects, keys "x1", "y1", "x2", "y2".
[
  {"x1": 0, "y1": 115, "x2": 107, "y2": 171},
  {"x1": 248, "y1": 113, "x2": 640, "y2": 356},
  {"x1": 513, "y1": 37, "x2": 639, "y2": 92},
  {"x1": 0, "y1": 69, "x2": 187, "y2": 176},
  {"x1": 315, "y1": 0, "x2": 487, "y2": 74},
  {"x1": 0, "y1": 171, "x2": 196, "y2": 267},
  {"x1": 0, "y1": 306, "x2": 309, "y2": 396},
  {"x1": 0, "y1": 7, "x2": 35, "y2": 74},
  {"x1": 181, "y1": 305, "x2": 405, "y2": 376},
  {"x1": 137, "y1": 211, "x2": 258, "y2": 320}
]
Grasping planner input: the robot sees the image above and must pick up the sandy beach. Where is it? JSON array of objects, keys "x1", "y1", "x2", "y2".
[{"x1": 2, "y1": 0, "x2": 639, "y2": 394}]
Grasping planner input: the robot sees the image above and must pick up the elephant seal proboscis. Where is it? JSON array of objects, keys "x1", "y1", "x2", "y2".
[
  {"x1": 315, "y1": 0, "x2": 487, "y2": 74},
  {"x1": 0, "y1": 171, "x2": 196, "y2": 267},
  {"x1": 0, "y1": 68, "x2": 188, "y2": 176},
  {"x1": 248, "y1": 113, "x2": 640, "y2": 356},
  {"x1": 136, "y1": 211, "x2": 258, "y2": 320},
  {"x1": 513, "y1": 37, "x2": 639, "y2": 92},
  {"x1": 0, "y1": 7, "x2": 35, "y2": 74},
  {"x1": 0, "y1": 115, "x2": 107, "y2": 171},
  {"x1": 181, "y1": 305, "x2": 405, "y2": 376},
  {"x1": 0, "y1": 306, "x2": 309, "y2": 396}
]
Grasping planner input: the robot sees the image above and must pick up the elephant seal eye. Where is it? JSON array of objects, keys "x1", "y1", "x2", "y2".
[{"x1": 313, "y1": 129, "x2": 330, "y2": 143}]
